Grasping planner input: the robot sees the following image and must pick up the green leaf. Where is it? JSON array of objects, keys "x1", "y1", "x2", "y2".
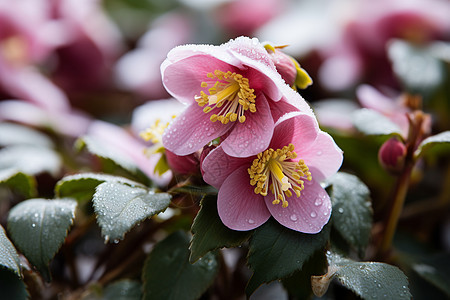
[
  {"x1": 142, "y1": 231, "x2": 219, "y2": 300},
  {"x1": 103, "y1": 280, "x2": 142, "y2": 300},
  {"x1": 388, "y1": 39, "x2": 445, "y2": 95},
  {"x1": 0, "y1": 225, "x2": 21, "y2": 277},
  {"x1": 246, "y1": 218, "x2": 330, "y2": 296},
  {"x1": 352, "y1": 109, "x2": 403, "y2": 136},
  {"x1": 190, "y1": 195, "x2": 251, "y2": 263},
  {"x1": 411, "y1": 253, "x2": 450, "y2": 297},
  {"x1": 0, "y1": 145, "x2": 61, "y2": 176},
  {"x1": 170, "y1": 184, "x2": 218, "y2": 196},
  {"x1": 327, "y1": 172, "x2": 372, "y2": 255},
  {"x1": 414, "y1": 131, "x2": 450, "y2": 158},
  {"x1": 55, "y1": 173, "x2": 142, "y2": 202},
  {"x1": 0, "y1": 169, "x2": 36, "y2": 198},
  {"x1": 325, "y1": 252, "x2": 411, "y2": 300},
  {"x1": 0, "y1": 269, "x2": 28, "y2": 300},
  {"x1": 93, "y1": 181, "x2": 171, "y2": 242},
  {"x1": 7, "y1": 198, "x2": 77, "y2": 282}
]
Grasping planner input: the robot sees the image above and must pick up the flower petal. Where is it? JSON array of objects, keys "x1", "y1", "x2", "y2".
[
  {"x1": 299, "y1": 131, "x2": 343, "y2": 182},
  {"x1": 201, "y1": 146, "x2": 250, "y2": 189},
  {"x1": 265, "y1": 179, "x2": 331, "y2": 233},
  {"x1": 270, "y1": 111, "x2": 319, "y2": 150},
  {"x1": 218, "y1": 166, "x2": 271, "y2": 231},
  {"x1": 162, "y1": 104, "x2": 232, "y2": 155},
  {"x1": 221, "y1": 93, "x2": 274, "y2": 157}
]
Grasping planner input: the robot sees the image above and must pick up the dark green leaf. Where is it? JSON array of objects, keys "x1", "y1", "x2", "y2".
[
  {"x1": 170, "y1": 184, "x2": 218, "y2": 196},
  {"x1": 142, "y1": 231, "x2": 219, "y2": 300},
  {"x1": 327, "y1": 172, "x2": 372, "y2": 255},
  {"x1": 0, "y1": 122, "x2": 53, "y2": 148},
  {"x1": 414, "y1": 131, "x2": 450, "y2": 158},
  {"x1": 0, "y1": 169, "x2": 36, "y2": 198},
  {"x1": 93, "y1": 181, "x2": 171, "y2": 242},
  {"x1": 0, "y1": 145, "x2": 61, "y2": 177},
  {"x1": 352, "y1": 109, "x2": 403, "y2": 136},
  {"x1": 55, "y1": 173, "x2": 142, "y2": 202},
  {"x1": 0, "y1": 225, "x2": 21, "y2": 277},
  {"x1": 411, "y1": 253, "x2": 450, "y2": 297},
  {"x1": 7, "y1": 198, "x2": 77, "y2": 281},
  {"x1": 388, "y1": 39, "x2": 445, "y2": 95},
  {"x1": 0, "y1": 269, "x2": 28, "y2": 300},
  {"x1": 190, "y1": 195, "x2": 251, "y2": 263},
  {"x1": 326, "y1": 252, "x2": 411, "y2": 300},
  {"x1": 103, "y1": 280, "x2": 142, "y2": 300},
  {"x1": 246, "y1": 218, "x2": 330, "y2": 296}
]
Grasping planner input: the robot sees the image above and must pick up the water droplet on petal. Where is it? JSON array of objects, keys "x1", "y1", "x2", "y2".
[
  {"x1": 290, "y1": 214, "x2": 298, "y2": 222},
  {"x1": 314, "y1": 198, "x2": 323, "y2": 206},
  {"x1": 317, "y1": 150, "x2": 322, "y2": 156},
  {"x1": 248, "y1": 219, "x2": 255, "y2": 224},
  {"x1": 310, "y1": 212, "x2": 317, "y2": 218}
]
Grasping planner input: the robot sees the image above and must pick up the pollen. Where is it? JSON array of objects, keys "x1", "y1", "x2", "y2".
[
  {"x1": 140, "y1": 118, "x2": 171, "y2": 144},
  {"x1": 248, "y1": 144, "x2": 312, "y2": 208},
  {"x1": 195, "y1": 70, "x2": 256, "y2": 124}
]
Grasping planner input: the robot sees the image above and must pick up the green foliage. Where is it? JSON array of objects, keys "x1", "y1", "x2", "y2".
[
  {"x1": 410, "y1": 253, "x2": 450, "y2": 297},
  {"x1": 352, "y1": 109, "x2": 403, "y2": 137},
  {"x1": 0, "y1": 170, "x2": 36, "y2": 198},
  {"x1": 93, "y1": 180, "x2": 171, "y2": 242},
  {"x1": 246, "y1": 218, "x2": 330, "y2": 296},
  {"x1": 325, "y1": 252, "x2": 411, "y2": 300},
  {"x1": 55, "y1": 173, "x2": 141, "y2": 202},
  {"x1": 0, "y1": 225, "x2": 21, "y2": 277},
  {"x1": 7, "y1": 198, "x2": 77, "y2": 282},
  {"x1": 414, "y1": 131, "x2": 450, "y2": 158},
  {"x1": 189, "y1": 195, "x2": 252, "y2": 263},
  {"x1": 327, "y1": 172, "x2": 373, "y2": 255},
  {"x1": 103, "y1": 280, "x2": 142, "y2": 300},
  {"x1": 0, "y1": 269, "x2": 28, "y2": 300},
  {"x1": 142, "y1": 231, "x2": 219, "y2": 300}
]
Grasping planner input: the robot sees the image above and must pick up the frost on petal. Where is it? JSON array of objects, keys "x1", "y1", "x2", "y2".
[
  {"x1": 162, "y1": 54, "x2": 238, "y2": 105},
  {"x1": 270, "y1": 112, "x2": 319, "y2": 151},
  {"x1": 221, "y1": 94, "x2": 274, "y2": 158},
  {"x1": 265, "y1": 179, "x2": 331, "y2": 233},
  {"x1": 202, "y1": 146, "x2": 250, "y2": 189},
  {"x1": 162, "y1": 104, "x2": 232, "y2": 156},
  {"x1": 218, "y1": 166, "x2": 271, "y2": 231},
  {"x1": 299, "y1": 132, "x2": 343, "y2": 182}
]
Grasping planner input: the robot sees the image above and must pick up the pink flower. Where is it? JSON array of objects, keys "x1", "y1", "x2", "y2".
[
  {"x1": 201, "y1": 112, "x2": 343, "y2": 233},
  {"x1": 161, "y1": 36, "x2": 313, "y2": 158},
  {"x1": 378, "y1": 137, "x2": 406, "y2": 174}
]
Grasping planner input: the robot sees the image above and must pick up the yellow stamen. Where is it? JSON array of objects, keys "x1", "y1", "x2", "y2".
[
  {"x1": 140, "y1": 118, "x2": 172, "y2": 145},
  {"x1": 195, "y1": 70, "x2": 256, "y2": 124},
  {"x1": 248, "y1": 144, "x2": 312, "y2": 208}
]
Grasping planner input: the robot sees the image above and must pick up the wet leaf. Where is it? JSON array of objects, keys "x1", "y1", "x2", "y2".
[
  {"x1": 353, "y1": 109, "x2": 402, "y2": 137},
  {"x1": 0, "y1": 269, "x2": 28, "y2": 300},
  {"x1": 414, "y1": 131, "x2": 450, "y2": 158},
  {"x1": 0, "y1": 169, "x2": 36, "y2": 198},
  {"x1": 0, "y1": 225, "x2": 21, "y2": 277},
  {"x1": 93, "y1": 181, "x2": 171, "y2": 242},
  {"x1": 142, "y1": 231, "x2": 218, "y2": 300},
  {"x1": 7, "y1": 198, "x2": 77, "y2": 282},
  {"x1": 0, "y1": 122, "x2": 53, "y2": 148}
]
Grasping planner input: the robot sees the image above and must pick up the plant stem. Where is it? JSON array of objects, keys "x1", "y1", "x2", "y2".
[{"x1": 379, "y1": 163, "x2": 413, "y2": 257}]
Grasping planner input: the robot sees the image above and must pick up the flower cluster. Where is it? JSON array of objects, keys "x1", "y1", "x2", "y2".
[{"x1": 161, "y1": 37, "x2": 343, "y2": 233}]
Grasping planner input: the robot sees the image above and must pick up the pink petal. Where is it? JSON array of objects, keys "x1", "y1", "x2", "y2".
[
  {"x1": 161, "y1": 54, "x2": 238, "y2": 105},
  {"x1": 356, "y1": 84, "x2": 397, "y2": 115},
  {"x1": 162, "y1": 103, "x2": 232, "y2": 155},
  {"x1": 265, "y1": 179, "x2": 331, "y2": 233},
  {"x1": 278, "y1": 82, "x2": 314, "y2": 115},
  {"x1": 299, "y1": 131, "x2": 343, "y2": 182},
  {"x1": 218, "y1": 166, "x2": 271, "y2": 231},
  {"x1": 221, "y1": 93, "x2": 274, "y2": 157},
  {"x1": 270, "y1": 111, "x2": 319, "y2": 151},
  {"x1": 201, "y1": 146, "x2": 250, "y2": 189}
]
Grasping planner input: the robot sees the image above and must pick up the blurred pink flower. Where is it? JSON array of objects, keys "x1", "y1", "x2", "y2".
[
  {"x1": 115, "y1": 12, "x2": 194, "y2": 99},
  {"x1": 86, "y1": 120, "x2": 171, "y2": 186},
  {"x1": 201, "y1": 112, "x2": 343, "y2": 233},
  {"x1": 161, "y1": 36, "x2": 313, "y2": 158}
]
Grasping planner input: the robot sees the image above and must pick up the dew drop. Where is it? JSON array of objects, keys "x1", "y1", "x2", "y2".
[
  {"x1": 317, "y1": 150, "x2": 322, "y2": 156},
  {"x1": 338, "y1": 207, "x2": 344, "y2": 214},
  {"x1": 113, "y1": 239, "x2": 120, "y2": 244},
  {"x1": 34, "y1": 213, "x2": 39, "y2": 218},
  {"x1": 290, "y1": 214, "x2": 298, "y2": 222},
  {"x1": 314, "y1": 198, "x2": 323, "y2": 206},
  {"x1": 188, "y1": 143, "x2": 193, "y2": 148},
  {"x1": 248, "y1": 219, "x2": 255, "y2": 224},
  {"x1": 310, "y1": 212, "x2": 317, "y2": 218},
  {"x1": 31, "y1": 223, "x2": 36, "y2": 228}
]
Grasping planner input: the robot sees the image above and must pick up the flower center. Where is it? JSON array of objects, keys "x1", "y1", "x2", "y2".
[
  {"x1": 140, "y1": 118, "x2": 172, "y2": 144},
  {"x1": 248, "y1": 144, "x2": 312, "y2": 208},
  {"x1": 0, "y1": 35, "x2": 28, "y2": 66},
  {"x1": 195, "y1": 70, "x2": 256, "y2": 124}
]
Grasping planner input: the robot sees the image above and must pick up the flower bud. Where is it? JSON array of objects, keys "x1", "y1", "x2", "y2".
[
  {"x1": 378, "y1": 137, "x2": 407, "y2": 174},
  {"x1": 263, "y1": 43, "x2": 312, "y2": 89}
]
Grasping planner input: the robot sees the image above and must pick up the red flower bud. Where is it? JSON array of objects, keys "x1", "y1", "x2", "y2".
[{"x1": 378, "y1": 137, "x2": 407, "y2": 174}]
